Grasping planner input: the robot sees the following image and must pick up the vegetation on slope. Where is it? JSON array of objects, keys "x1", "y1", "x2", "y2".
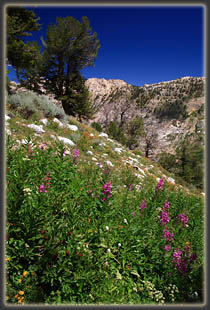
[{"x1": 5, "y1": 92, "x2": 204, "y2": 305}]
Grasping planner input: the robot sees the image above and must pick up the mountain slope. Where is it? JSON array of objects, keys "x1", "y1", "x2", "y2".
[
  {"x1": 85, "y1": 76, "x2": 205, "y2": 159},
  {"x1": 5, "y1": 90, "x2": 205, "y2": 304}
]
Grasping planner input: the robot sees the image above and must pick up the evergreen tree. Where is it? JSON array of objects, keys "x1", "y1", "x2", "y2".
[
  {"x1": 17, "y1": 41, "x2": 43, "y2": 93},
  {"x1": 7, "y1": 7, "x2": 41, "y2": 71},
  {"x1": 41, "y1": 16, "x2": 100, "y2": 118}
]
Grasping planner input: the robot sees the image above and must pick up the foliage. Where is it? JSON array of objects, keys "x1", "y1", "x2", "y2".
[
  {"x1": 91, "y1": 122, "x2": 103, "y2": 132},
  {"x1": 41, "y1": 16, "x2": 100, "y2": 117},
  {"x1": 7, "y1": 91, "x2": 67, "y2": 120},
  {"x1": 154, "y1": 100, "x2": 188, "y2": 121},
  {"x1": 7, "y1": 7, "x2": 41, "y2": 71},
  {"x1": 6, "y1": 135, "x2": 204, "y2": 304},
  {"x1": 175, "y1": 137, "x2": 204, "y2": 189},
  {"x1": 16, "y1": 42, "x2": 44, "y2": 93},
  {"x1": 126, "y1": 116, "x2": 145, "y2": 149},
  {"x1": 158, "y1": 136, "x2": 204, "y2": 189},
  {"x1": 60, "y1": 72, "x2": 95, "y2": 121},
  {"x1": 106, "y1": 121, "x2": 127, "y2": 145}
]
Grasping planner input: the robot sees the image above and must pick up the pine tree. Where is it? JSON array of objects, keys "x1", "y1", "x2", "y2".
[
  {"x1": 7, "y1": 7, "x2": 41, "y2": 71},
  {"x1": 41, "y1": 16, "x2": 100, "y2": 118}
]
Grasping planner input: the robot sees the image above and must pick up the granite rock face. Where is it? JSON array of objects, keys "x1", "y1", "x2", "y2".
[{"x1": 85, "y1": 76, "x2": 205, "y2": 159}]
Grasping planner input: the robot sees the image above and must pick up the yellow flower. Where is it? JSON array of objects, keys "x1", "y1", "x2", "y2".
[
  {"x1": 23, "y1": 271, "x2": 28, "y2": 277},
  {"x1": 18, "y1": 290, "x2": 24, "y2": 295},
  {"x1": 5, "y1": 257, "x2": 11, "y2": 262},
  {"x1": 15, "y1": 294, "x2": 19, "y2": 299},
  {"x1": 17, "y1": 296, "x2": 24, "y2": 303},
  {"x1": 186, "y1": 241, "x2": 191, "y2": 248},
  {"x1": 18, "y1": 279, "x2": 22, "y2": 283}
]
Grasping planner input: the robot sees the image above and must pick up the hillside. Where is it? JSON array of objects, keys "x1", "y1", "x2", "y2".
[
  {"x1": 5, "y1": 89, "x2": 204, "y2": 304},
  {"x1": 86, "y1": 76, "x2": 205, "y2": 159}
]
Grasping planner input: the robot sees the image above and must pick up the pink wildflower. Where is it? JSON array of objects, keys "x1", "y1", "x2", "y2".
[
  {"x1": 128, "y1": 184, "x2": 132, "y2": 191},
  {"x1": 172, "y1": 248, "x2": 182, "y2": 269},
  {"x1": 164, "y1": 245, "x2": 171, "y2": 252},
  {"x1": 163, "y1": 201, "x2": 170, "y2": 212},
  {"x1": 131, "y1": 211, "x2": 136, "y2": 218},
  {"x1": 140, "y1": 200, "x2": 147, "y2": 212},
  {"x1": 163, "y1": 228, "x2": 174, "y2": 242},
  {"x1": 177, "y1": 213, "x2": 189, "y2": 227},
  {"x1": 73, "y1": 149, "x2": 79, "y2": 163},
  {"x1": 155, "y1": 178, "x2": 164, "y2": 191},
  {"x1": 160, "y1": 211, "x2": 170, "y2": 226},
  {"x1": 39, "y1": 184, "x2": 44, "y2": 192},
  {"x1": 102, "y1": 181, "x2": 112, "y2": 201}
]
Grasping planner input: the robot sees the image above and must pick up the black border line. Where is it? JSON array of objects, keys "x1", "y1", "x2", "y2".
[{"x1": 0, "y1": 1, "x2": 208, "y2": 310}]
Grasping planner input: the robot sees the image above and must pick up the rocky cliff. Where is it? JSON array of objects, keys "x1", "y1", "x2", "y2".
[{"x1": 85, "y1": 76, "x2": 205, "y2": 159}]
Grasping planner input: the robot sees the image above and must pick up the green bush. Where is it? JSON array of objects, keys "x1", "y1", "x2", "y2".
[
  {"x1": 154, "y1": 100, "x2": 188, "y2": 121},
  {"x1": 91, "y1": 122, "x2": 103, "y2": 132},
  {"x1": 7, "y1": 91, "x2": 67, "y2": 120},
  {"x1": 106, "y1": 121, "x2": 127, "y2": 145}
]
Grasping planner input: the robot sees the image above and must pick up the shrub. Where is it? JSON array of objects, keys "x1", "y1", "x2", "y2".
[
  {"x1": 91, "y1": 122, "x2": 103, "y2": 132},
  {"x1": 7, "y1": 91, "x2": 67, "y2": 120}
]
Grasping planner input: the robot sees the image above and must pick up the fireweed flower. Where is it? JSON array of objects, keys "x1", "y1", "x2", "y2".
[
  {"x1": 131, "y1": 211, "x2": 136, "y2": 218},
  {"x1": 140, "y1": 200, "x2": 147, "y2": 212},
  {"x1": 177, "y1": 213, "x2": 189, "y2": 227},
  {"x1": 39, "y1": 184, "x2": 44, "y2": 192},
  {"x1": 163, "y1": 229, "x2": 174, "y2": 242},
  {"x1": 160, "y1": 211, "x2": 170, "y2": 226},
  {"x1": 163, "y1": 201, "x2": 170, "y2": 212},
  {"x1": 172, "y1": 248, "x2": 182, "y2": 269},
  {"x1": 155, "y1": 178, "x2": 164, "y2": 191},
  {"x1": 188, "y1": 253, "x2": 198, "y2": 264},
  {"x1": 165, "y1": 245, "x2": 171, "y2": 252},
  {"x1": 102, "y1": 181, "x2": 112, "y2": 201},
  {"x1": 73, "y1": 149, "x2": 79, "y2": 163}
]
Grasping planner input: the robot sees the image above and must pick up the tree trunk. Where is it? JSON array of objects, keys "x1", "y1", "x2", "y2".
[{"x1": 61, "y1": 100, "x2": 72, "y2": 116}]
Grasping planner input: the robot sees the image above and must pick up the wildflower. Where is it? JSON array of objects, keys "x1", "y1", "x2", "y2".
[
  {"x1": 118, "y1": 243, "x2": 121, "y2": 247},
  {"x1": 123, "y1": 218, "x2": 128, "y2": 224},
  {"x1": 164, "y1": 245, "x2": 171, "y2": 252},
  {"x1": 160, "y1": 211, "x2": 170, "y2": 226},
  {"x1": 23, "y1": 271, "x2": 28, "y2": 277},
  {"x1": 172, "y1": 249, "x2": 182, "y2": 269},
  {"x1": 102, "y1": 181, "x2": 112, "y2": 201},
  {"x1": 177, "y1": 213, "x2": 189, "y2": 227},
  {"x1": 39, "y1": 184, "x2": 44, "y2": 192},
  {"x1": 135, "y1": 184, "x2": 141, "y2": 191},
  {"x1": 18, "y1": 279, "x2": 22, "y2": 283},
  {"x1": 156, "y1": 178, "x2": 164, "y2": 191},
  {"x1": 140, "y1": 200, "x2": 147, "y2": 212},
  {"x1": 23, "y1": 187, "x2": 32, "y2": 195},
  {"x1": 62, "y1": 149, "x2": 70, "y2": 159},
  {"x1": 39, "y1": 143, "x2": 47, "y2": 150},
  {"x1": 105, "y1": 226, "x2": 109, "y2": 231},
  {"x1": 128, "y1": 184, "x2": 132, "y2": 191},
  {"x1": 163, "y1": 229, "x2": 174, "y2": 242},
  {"x1": 131, "y1": 211, "x2": 136, "y2": 218},
  {"x1": 5, "y1": 257, "x2": 11, "y2": 262},
  {"x1": 73, "y1": 148, "x2": 79, "y2": 163},
  {"x1": 188, "y1": 253, "x2": 197, "y2": 264},
  {"x1": 163, "y1": 201, "x2": 170, "y2": 212},
  {"x1": 18, "y1": 291, "x2": 24, "y2": 296},
  {"x1": 107, "y1": 248, "x2": 111, "y2": 253}
]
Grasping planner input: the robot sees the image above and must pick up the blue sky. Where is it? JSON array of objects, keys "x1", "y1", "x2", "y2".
[{"x1": 7, "y1": 5, "x2": 205, "y2": 86}]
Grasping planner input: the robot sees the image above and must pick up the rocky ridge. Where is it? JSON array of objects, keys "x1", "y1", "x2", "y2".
[{"x1": 85, "y1": 76, "x2": 205, "y2": 159}]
